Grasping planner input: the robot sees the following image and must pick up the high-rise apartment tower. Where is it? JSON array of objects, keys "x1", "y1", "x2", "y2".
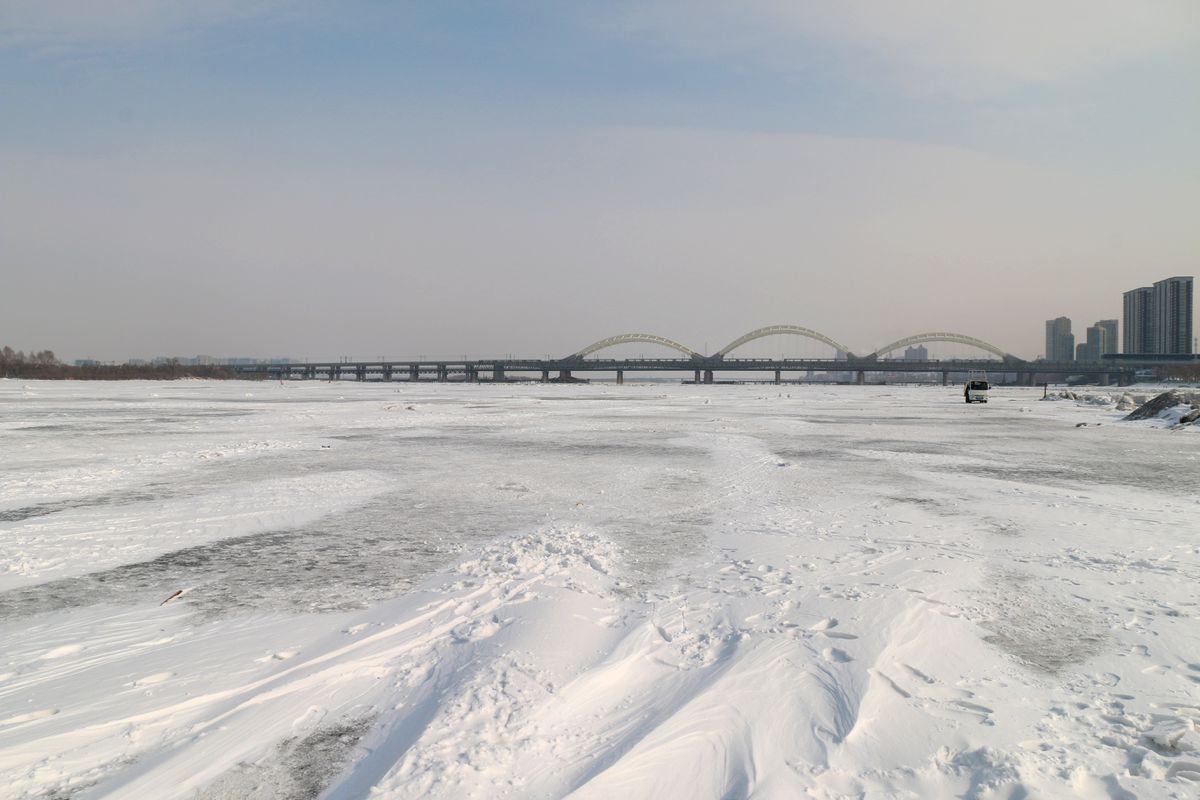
[
  {"x1": 1122, "y1": 287, "x2": 1155, "y2": 354},
  {"x1": 1044, "y1": 317, "x2": 1074, "y2": 361},
  {"x1": 1153, "y1": 276, "x2": 1194, "y2": 354},
  {"x1": 1096, "y1": 319, "x2": 1118, "y2": 355}
]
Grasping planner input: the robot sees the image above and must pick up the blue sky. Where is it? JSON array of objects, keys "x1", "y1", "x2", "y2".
[{"x1": 2, "y1": 1, "x2": 1197, "y2": 359}]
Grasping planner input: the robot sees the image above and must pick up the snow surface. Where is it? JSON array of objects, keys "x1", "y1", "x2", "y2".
[{"x1": 1, "y1": 379, "x2": 1198, "y2": 799}]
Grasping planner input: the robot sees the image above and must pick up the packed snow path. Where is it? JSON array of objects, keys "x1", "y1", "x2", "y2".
[{"x1": 1, "y1": 380, "x2": 1197, "y2": 798}]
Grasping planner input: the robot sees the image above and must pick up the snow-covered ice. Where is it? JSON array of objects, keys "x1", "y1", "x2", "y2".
[{"x1": 1, "y1": 379, "x2": 1197, "y2": 798}]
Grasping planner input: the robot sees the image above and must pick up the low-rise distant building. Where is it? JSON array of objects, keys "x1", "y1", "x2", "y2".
[{"x1": 903, "y1": 345, "x2": 929, "y2": 361}]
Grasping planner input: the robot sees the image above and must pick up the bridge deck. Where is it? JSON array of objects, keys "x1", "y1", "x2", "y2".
[{"x1": 225, "y1": 355, "x2": 1194, "y2": 384}]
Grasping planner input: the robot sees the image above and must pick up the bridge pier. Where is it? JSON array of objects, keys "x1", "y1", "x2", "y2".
[
  {"x1": 558, "y1": 370, "x2": 572, "y2": 381},
  {"x1": 774, "y1": 369, "x2": 781, "y2": 385},
  {"x1": 856, "y1": 370, "x2": 865, "y2": 386},
  {"x1": 541, "y1": 369, "x2": 549, "y2": 383},
  {"x1": 493, "y1": 365, "x2": 505, "y2": 382},
  {"x1": 693, "y1": 370, "x2": 701, "y2": 384},
  {"x1": 409, "y1": 365, "x2": 419, "y2": 381},
  {"x1": 437, "y1": 365, "x2": 448, "y2": 382},
  {"x1": 616, "y1": 369, "x2": 624, "y2": 385},
  {"x1": 703, "y1": 370, "x2": 713, "y2": 384},
  {"x1": 942, "y1": 371, "x2": 948, "y2": 386}
]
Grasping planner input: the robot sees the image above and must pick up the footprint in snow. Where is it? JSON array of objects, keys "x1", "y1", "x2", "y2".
[
  {"x1": 822, "y1": 647, "x2": 853, "y2": 663},
  {"x1": 451, "y1": 616, "x2": 504, "y2": 643},
  {"x1": 951, "y1": 699, "x2": 994, "y2": 716},
  {"x1": 902, "y1": 664, "x2": 936, "y2": 684}
]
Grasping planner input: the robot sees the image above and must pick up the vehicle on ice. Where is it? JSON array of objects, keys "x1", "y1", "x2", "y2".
[{"x1": 964, "y1": 376, "x2": 989, "y2": 403}]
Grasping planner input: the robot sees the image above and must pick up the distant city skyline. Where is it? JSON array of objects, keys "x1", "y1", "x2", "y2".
[
  {"x1": 3, "y1": 3, "x2": 1197, "y2": 362},
  {"x1": 42, "y1": 272, "x2": 1200, "y2": 364},
  {"x1": 26, "y1": 271, "x2": 1200, "y2": 364}
]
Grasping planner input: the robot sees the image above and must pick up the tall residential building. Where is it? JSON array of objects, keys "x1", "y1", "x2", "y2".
[
  {"x1": 1153, "y1": 276, "x2": 1194, "y2": 354},
  {"x1": 903, "y1": 345, "x2": 929, "y2": 361},
  {"x1": 1096, "y1": 319, "x2": 1118, "y2": 355},
  {"x1": 1045, "y1": 317, "x2": 1074, "y2": 361},
  {"x1": 1123, "y1": 287, "x2": 1155, "y2": 354},
  {"x1": 1078, "y1": 325, "x2": 1105, "y2": 361}
]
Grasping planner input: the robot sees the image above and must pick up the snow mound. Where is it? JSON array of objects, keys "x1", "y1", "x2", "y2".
[
  {"x1": 1116, "y1": 393, "x2": 1139, "y2": 411},
  {"x1": 1122, "y1": 390, "x2": 1200, "y2": 427},
  {"x1": 1042, "y1": 390, "x2": 1118, "y2": 406},
  {"x1": 451, "y1": 528, "x2": 621, "y2": 591}
]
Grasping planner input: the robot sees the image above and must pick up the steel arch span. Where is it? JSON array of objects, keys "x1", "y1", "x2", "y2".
[
  {"x1": 871, "y1": 332, "x2": 1011, "y2": 360},
  {"x1": 570, "y1": 333, "x2": 700, "y2": 359},
  {"x1": 715, "y1": 325, "x2": 855, "y2": 359}
]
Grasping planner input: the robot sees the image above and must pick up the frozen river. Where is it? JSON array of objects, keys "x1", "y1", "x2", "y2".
[{"x1": 1, "y1": 380, "x2": 1197, "y2": 798}]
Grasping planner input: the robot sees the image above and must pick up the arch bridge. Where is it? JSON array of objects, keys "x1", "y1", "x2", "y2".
[
  {"x1": 230, "y1": 325, "x2": 1166, "y2": 387},
  {"x1": 570, "y1": 333, "x2": 700, "y2": 360},
  {"x1": 570, "y1": 327, "x2": 1012, "y2": 363},
  {"x1": 868, "y1": 332, "x2": 1014, "y2": 361},
  {"x1": 714, "y1": 325, "x2": 855, "y2": 359}
]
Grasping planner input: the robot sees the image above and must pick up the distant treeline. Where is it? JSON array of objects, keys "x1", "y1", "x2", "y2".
[{"x1": 0, "y1": 347, "x2": 252, "y2": 380}]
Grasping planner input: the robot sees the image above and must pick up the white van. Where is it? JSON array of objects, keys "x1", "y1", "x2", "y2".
[{"x1": 964, "y1": 378, "x2": 989, "y2": 404}]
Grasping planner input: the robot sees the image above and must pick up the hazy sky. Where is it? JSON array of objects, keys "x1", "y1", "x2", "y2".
[{"x1": 3, "y1": 1, "x2": 1198, "y2": 361}]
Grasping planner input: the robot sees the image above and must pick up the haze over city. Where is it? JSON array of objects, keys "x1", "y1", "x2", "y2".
[{"x1": 2, "y1": 1, "x2": 1198, "y2": 362}]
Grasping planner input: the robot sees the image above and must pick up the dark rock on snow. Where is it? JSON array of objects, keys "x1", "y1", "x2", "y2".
[{"x1": 1123, "y1": 391, "x2": 1184, "y2": 422}]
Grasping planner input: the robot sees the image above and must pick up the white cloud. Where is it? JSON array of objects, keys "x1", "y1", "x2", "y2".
[
  {"x1": 609, "y1": 0, "x2": 1200, "y2": 96},
  {"x1": 0, "y1": 0, "x2": 300, "y2": 51}
]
